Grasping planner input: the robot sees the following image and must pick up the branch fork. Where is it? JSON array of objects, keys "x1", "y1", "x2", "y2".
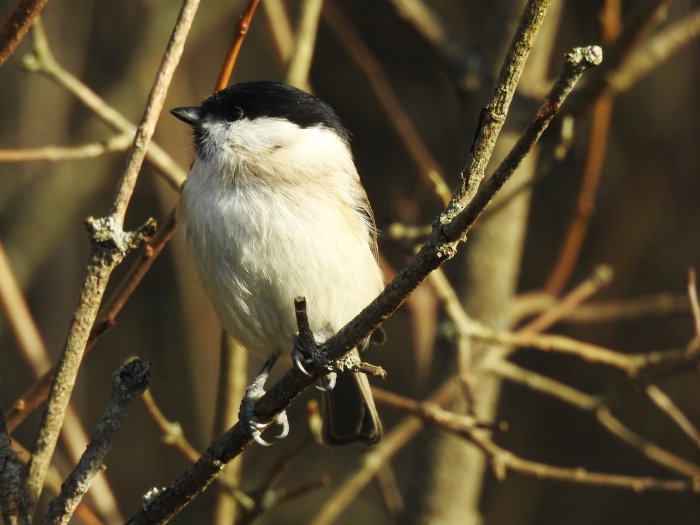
[
  {"x1": 293, "y1": 297, "x2": 387, "y2": 380},
  {"x1": 84, "y1": 216, "x2": 157, "y2": 265}
]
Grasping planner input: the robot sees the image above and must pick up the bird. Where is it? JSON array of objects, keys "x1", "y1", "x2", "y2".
[{"x1": 171, "y1": 80, "x2": 383, "y2": 446}]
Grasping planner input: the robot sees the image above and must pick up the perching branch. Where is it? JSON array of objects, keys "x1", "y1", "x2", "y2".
[
  {"x1": 126, "y1": 11, "x2": 602, "y2": 524},
  {"x1": 42, "y1": 360, "x2": 150, "y2": 525}
]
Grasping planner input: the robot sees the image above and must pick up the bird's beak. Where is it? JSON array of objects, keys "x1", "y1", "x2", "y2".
[{"x1": 170, "y1": 107, "x2": 202, "y2": 126}]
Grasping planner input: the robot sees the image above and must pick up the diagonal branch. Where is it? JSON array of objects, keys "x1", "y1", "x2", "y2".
[
  {"x1": 42, "y1": 360, "x2": 150, "y2": 525},
  {"x1": 0, "y1": 0, "x2": 49, "y2": 66},
  {"x1": 125, "y1": 17, "x2": 601, "y2": 525}
]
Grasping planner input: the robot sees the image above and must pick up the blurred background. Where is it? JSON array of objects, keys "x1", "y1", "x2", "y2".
[{"x1": 0, "y1": 0, "x2": 699, "y2": 524}]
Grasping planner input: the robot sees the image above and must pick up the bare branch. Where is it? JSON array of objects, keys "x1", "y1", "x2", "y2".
[
  {"x1": 511, "y1": 291, "x2": 690, "y2": 324},
  {"x1": 0, "y1": 390, "x2": 25, "y2": 525},
  {"x1": 0, "y1": 0, "x2": 49, "y2": 66},
  {"x1": 520, "y1": 265, "x2": 613, "y2": 333},
  {"x1": 285, "y1": 0, "x2": 324, "y2": 91},
  {"x1": 0, "y1": 242, "x2": 124, "y2": 522},
  {"x1": 309, "y1": 380, "x2": 462, "y2": 525},
  {"x1": 323, "y1": 1, "x2": 452, "y2": 205},
  {"x1": 21, "y1": 0, "x2": 200, "y2": 512},
  {"x1": 42, "y1": 360, "x2": 150, "y2": 525},
  {"x1": 687, "y1": 268, "x2": 700, "y2": 339},
  {"x1": 379, "y1": 384, "x2": 700, "y2": 493},
  {"x1": 0, "y1": 134, "x2": 131, "y2": 163},
  {"x1": 214, "y1": 0, "x2": 261, "y2": 91},
  {"x1": 492, "y1": 360, "x2": 700, "y2": 478},
  {"x1": 21, "y1": 20, "x2": 186, "y2": 189},
  {"x1": 607, "y1": 8, "x2": 700, "y2": 94},
  {"x1": 141, "y1": 388, "x2": 200, "y2": 464},
  {"x1": 443, "y1": 0, "x2": 553, "y2": 223},
  {"x1": 644, "y1": 384, "x2": 700, "y2": 450},
  {"x1": 211, "y1": 334, "x2": 248, "y2": 525}
]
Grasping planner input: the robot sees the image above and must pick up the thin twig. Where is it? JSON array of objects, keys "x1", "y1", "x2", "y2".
[
  {"x1": 141, "y1": 388, "x2": 200, "y2": 464},
  {"x1": 21, "y1": 0, "x2": 200, "y2": 514},
  {"x1": 567, "y1": 0, "x2": 673, "y2": 113},
  {"x1": 323, "y1": 0, "x2": 452, "y2": 205},
  {"x1": 261, "y1": 0, "x2": 295, "y2": 63},
  {"x1": 42, "y1": 360, "x2": 150, "y2": 525},
  {"x1": 0, "y1": 0, "x2": 49, "y2": 66},
  {"x1": 492, "y1": 360, "x2": 700, "y2": 478},
  {"x1": 140, "y1": 387, "x2": 254, "y2": 509},
  {"x1": 309, "y1": 380, "x2": 462, "y2": 525},
  {"x1": 520, "y1": 265, "x2": 613, "y2": 333},
  {"x1": 607, "y1": 8, "x2": 700, "y2": 93},
  {"x1": 237, "y1": 432, "x2": 316, "y2": 525},
  {"x1": 544, "y1": 0, "x2": 622, "y2": 295},
  {"x1": 379, "y1": 382, "x2": 700, "y2": 493},
  {"x1": 21, "y1": 19, "x2": 186, "y2": 189},
  {"x1": 0, "y1": 134, "x2": 132, "y2": 163},
  {"x1": 511, "y1": 291, "x2": 690, "y2": 324},
  {"x1": 211, "y1": 333, "x2": 248, "y2": 525},
  {"x1": 285, "y1": 0, "x2": 324, "y2": 90},
  {"x1": 214, "y1": 0, "x2": 261, "y2": 91},
  {"x1": 687, "y1": 268, "x2": 700, "y2": 339},
  {"x1": 433, "y1": 264, "x2": 695, "y2": 377},
  {"x1": 644, "y1": 384, "x2": 700, "y2": 450},
  {"x1": 10, "y1": 439, "x2": 103, "y2": 525}
]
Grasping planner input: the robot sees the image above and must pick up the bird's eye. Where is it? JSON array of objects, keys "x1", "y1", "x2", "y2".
[{"x1": 221, "y1": 106, "x2": 244, "y2": 122}]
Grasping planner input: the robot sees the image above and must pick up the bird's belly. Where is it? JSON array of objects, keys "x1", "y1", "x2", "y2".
[{"x1": 181, "y1": 184, "x2": 381, "y2": 359}]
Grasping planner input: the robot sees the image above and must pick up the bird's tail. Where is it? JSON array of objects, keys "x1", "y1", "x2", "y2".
[{"x1": 321, "y1": 352, "x2": 382, "y2": 445}]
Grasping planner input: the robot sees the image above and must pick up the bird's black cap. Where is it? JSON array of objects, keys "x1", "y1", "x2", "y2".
[{"x1": 171, "y1": 81, "x2": 349, "y2": 148}]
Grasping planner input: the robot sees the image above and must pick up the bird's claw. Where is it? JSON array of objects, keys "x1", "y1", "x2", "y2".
[
  {"x1": 238, "y1": 355, "x2": 289, "y2": 446},
  {"x1": 293, "y1": 337, "x2": 337, "y2": 391}
]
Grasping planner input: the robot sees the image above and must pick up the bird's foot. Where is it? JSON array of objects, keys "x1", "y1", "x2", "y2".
[
  {"x1": 292, "y1": 335, "x2": 337, "y2": 391},
  {"x1": 238, "y1": 355, "x2": 289, "y2": 446}
]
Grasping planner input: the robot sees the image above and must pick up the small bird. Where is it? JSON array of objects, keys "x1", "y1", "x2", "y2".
[{"x1": 171, "y1": 81, "x2": 383, "y2": 445}]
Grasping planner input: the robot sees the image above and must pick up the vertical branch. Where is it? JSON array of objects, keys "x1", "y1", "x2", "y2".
[
  {"x1": 285, "y1": 0, "x2": 324, "y2": 90},
  {"x1": 546, "y1": 0, "x2": 673, "y2": 293},
  {"x1": 210, "y1": 334, "x2": 247, "y2": 525},
  {"x1": 22, "y1": 0, "x2": 200, "y2": 514},
  {"x1": 0, "y1": 389, "x2": 25, "y2": 525},
  {"x1": 545, "y1": 0, "x2": 620, "y2": 295}
]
